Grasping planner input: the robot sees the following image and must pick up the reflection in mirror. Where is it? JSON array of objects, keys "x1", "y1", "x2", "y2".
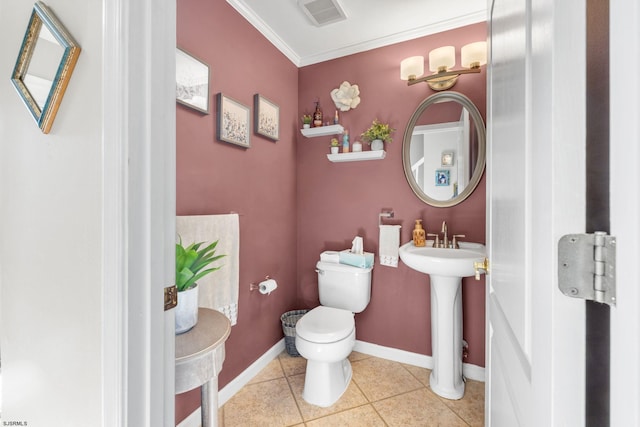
[
  {"x1": 24, "y1": 23, "x2": 64, "y2": 109},
  {"x1": 403, "y1": 92, "x2": 485, "y2": 208},
  {"x1": 11, "y1": 1, "x2": 80, "y2": 134}
]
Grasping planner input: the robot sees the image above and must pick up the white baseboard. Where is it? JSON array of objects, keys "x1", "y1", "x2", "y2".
[
  {"x1": 353, "y1": 340, "x2": 485, "y2": 382},
  {"x1": 218, "y1": 338, "x2": 285, "y2": 407},
  {"x1": 176, "y1": 407, "x2": 201, "y2": 427},
  {"x1": 179, "y1": 337, "x2": 485, "y2": 425}
]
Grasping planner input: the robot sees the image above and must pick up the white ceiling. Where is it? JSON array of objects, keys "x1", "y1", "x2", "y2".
[{"x1": 226, "y1": 0, "x2": 487, "y2": 67}]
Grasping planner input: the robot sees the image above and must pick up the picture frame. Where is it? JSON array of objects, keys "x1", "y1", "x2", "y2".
[
  {"x1": 253, "y1": 94, "x2": 279, "y2": 141},
  {"x1": 11, "y1": 2, "x2": 81, "y2": 134},
  {"x1": 216, "y1": 93, "x2": 251, "y2": 148},
  {"x1": 176, "y1": 48, "x2": 210, "y2": 114},
  {"x1": 441, "y1": 151, "x2": 454, "y2": 166},
  {"x1": 435, "y1": 169, "x2": 450, "y2": 186}
]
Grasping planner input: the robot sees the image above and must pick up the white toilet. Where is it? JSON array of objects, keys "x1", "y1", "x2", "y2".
[{"x1": 295, "y1": 255, "x2": 373, "y2": 407}]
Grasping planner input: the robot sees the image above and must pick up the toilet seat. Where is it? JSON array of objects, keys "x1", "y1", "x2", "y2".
[{"x1": 296, "y1": 306, "x2": 354, "y2": 344}]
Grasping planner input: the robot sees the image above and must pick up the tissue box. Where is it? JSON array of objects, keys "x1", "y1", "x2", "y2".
[{"x1": 339, "y1": 250, "x2": 374, "y2": 269}]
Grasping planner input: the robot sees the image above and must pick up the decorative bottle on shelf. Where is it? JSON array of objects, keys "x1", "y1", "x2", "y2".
[
  {"x1": 334, "y1": 110, "x2": 339, "y2": 124},
  {"x1": 412, "y1": 219, "x2": 426, "y2": 247},
  {"x1": 342, "y1": 130, "x2": 350, "y2": 153},
  {"x1": 313, "y1": 101, "x2": 323, "y2": 127}
]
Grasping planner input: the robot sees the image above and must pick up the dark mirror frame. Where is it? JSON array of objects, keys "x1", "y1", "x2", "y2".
[
  {"x1": 11, "y1": 1, "x2": 81, "y2": 134},
  {"x1": 402, "y1": 91, "x2": 486, "y2": 208}
]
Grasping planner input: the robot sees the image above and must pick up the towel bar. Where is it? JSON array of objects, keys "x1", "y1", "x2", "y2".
[{"x1": 379, "y1": 210, "x2": 394, "y2": 226}]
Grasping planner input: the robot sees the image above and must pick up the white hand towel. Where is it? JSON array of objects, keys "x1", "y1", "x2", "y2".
[
  {"x1": 379, "y1": 224, "x2": 401, "y2": 267},
  {"x1": 176, "y1": 214, "x2": 240, "y2": 325}
]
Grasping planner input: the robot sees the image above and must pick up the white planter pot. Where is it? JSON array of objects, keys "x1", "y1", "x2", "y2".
[
  {"x1": 175, "y1": 284, "x2": 199, "y2": 334},
  {"x1": 352, "y1": 142, "x2": 362, "y2": 152},
  {"x1": 330, "y1": 146, "x2": 339, "y2": 154},
  {"x1": 370, "y1": 139, "x2": 384, "y2": 151},
  {"x1": 303, "y1": 123, "x2": 311, "y2": 129}
]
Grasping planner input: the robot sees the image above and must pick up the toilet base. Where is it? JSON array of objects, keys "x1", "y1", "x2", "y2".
[{"x1": 302, "y1": 358, "x2": 352, "y2": 407}]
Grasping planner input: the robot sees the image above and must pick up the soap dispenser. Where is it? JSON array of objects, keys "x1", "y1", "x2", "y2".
[{"x1": 413, "y1": 219, "x2": 426, "y2": 247}]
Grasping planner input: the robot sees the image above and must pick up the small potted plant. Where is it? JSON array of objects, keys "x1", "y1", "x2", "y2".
[
  {"x1": 175, "y1": 237, "x2": 225, "y2": 334},
  {"x1": 330, "y1": 137, "x2": 340, "y2": 154},
  {"x1": 361, "y1": 119, "x2": 395, "y2": 151},
  {"x1": 301, "y1": 114, "x2": 312, "y2": 129}
]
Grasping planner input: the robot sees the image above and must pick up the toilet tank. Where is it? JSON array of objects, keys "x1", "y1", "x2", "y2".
[{"x1": 316, "y1": 260, "x2": 372, "y2": 313}]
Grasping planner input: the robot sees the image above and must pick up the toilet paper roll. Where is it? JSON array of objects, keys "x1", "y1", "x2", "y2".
[{"x1": 258, "y1": 278, "x2": 278, "y2": 295}]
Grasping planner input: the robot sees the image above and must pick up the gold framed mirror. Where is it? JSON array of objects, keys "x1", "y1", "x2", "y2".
[
  {"x1": 11, "y1": 1, "x2": 81, "y2": 134},
  {"x1": 402, "y1": 92, "x2": 486, "y2": 207}
]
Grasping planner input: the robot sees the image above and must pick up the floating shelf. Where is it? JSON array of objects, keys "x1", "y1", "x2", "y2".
[
  {"x1": 327, "y1": 150, "x2": 386, "y2": 163},
  {"x1": 300, "y1": 124, "x2": 344, "y2": 138}
]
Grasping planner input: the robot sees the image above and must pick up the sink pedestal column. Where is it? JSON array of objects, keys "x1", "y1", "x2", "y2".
[{"x1": 429, "y1": 275, "x2": 464, "y2": 399}]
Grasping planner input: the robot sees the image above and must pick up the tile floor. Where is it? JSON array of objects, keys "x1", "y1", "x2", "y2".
[{"x1": 220, "y1": 351, "x2": 484, "y2": 426}]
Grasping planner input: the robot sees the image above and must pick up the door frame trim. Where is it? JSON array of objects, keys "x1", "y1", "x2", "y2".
[{"x1": 102, "y1": 0, "x2": 177, "y2": 425}]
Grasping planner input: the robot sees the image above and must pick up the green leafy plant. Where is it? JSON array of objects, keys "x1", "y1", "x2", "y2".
[
  {"x1": 175, "y1": 237, "x2": 226, "y2": 292},
  {"x1": 301, "y1": 114, "x2": 312, "y2": 124},
  {"x1": 330, "y1": 137, "x2": 340, "y2": 147},
  {"x1": 360, "y1": 119, "x2": 395, "y2": 143}
]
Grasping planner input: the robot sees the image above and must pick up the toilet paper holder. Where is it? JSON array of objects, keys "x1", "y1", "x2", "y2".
[
  {"x1": 250, "y1": 276, "x2": 276, "y2": 292},
  {"x1": 250, "y1": 276, "x2": 270, "y2": 291}
]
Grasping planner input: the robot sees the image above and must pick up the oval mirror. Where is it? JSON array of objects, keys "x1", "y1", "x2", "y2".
[{"x1": 402, "y1": 92, "x2": 486, "y2": 207}]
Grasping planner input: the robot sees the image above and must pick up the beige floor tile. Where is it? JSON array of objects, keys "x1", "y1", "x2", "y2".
[
  {"x1": 288, "y1": 372, "x2": 368, "y2": 421},
  {"x1": 402, "y1": 363, "x2": 432, "y2": 387},
  {"x1": 248, "y1": 358, "x2": 285, "y2": 384},
  {"x1": 222, "y1": 352, "x2": 485, "y2": 426},
  {"x1": 438, "y1": 379, "x2": 485, "y2": 426},
  {"x1": 348, "y1": 351, "x2": 371, "y2": 362},
  {"x1": 279, "y1": 351, "x2": 307, "y2": 377},
  {"x1": 352, "y1": 357, "x2": 423, "y2": 402},
  {"x1": 373, "y1": 388, "x2": 468, "y2": 427},
  {"x1": 222, "y1": 377, "x2": 303, "y2": 426},
  {"x1": 305, "y1": 405, "x2": 386, "y2": 427}
]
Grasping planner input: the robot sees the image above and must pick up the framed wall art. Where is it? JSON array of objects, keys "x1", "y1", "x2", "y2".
[
  {"x1": 216, "y1": 93, "x2": 250, "y2": 148},
  {"x1": 253, "y1": 94, "x2": 279, "y2": 141},
  {"x1": 441, "y1": 151, "x2": 454, "y2": 166},
  {"x1": 176, "y1": 48, "x2": 210, "y2": 113},
  {"x1": 435, "y1": 169, "x2": 450, "y2": 186}
]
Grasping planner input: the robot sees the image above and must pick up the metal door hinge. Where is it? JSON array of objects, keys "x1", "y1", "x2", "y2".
[
  {"x1": 164, "y1": 285, "x2": 178, "y2": 311},
  {"x1": 558, "y1": 231, "x2": 616, "y2": 306}
]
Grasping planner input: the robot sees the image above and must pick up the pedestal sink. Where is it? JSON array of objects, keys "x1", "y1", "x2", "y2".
[{"x1": 399, "y1": 240, "x2": 486, "y2": 399}]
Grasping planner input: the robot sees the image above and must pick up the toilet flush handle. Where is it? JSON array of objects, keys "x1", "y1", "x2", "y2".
[{"x1": 315, "y1": 269, "x2": 324, "y2": 275}]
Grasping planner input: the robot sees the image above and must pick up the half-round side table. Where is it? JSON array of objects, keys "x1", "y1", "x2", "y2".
[{"x1": 176, "y1": 308, "x2": 231, "y2": 427}]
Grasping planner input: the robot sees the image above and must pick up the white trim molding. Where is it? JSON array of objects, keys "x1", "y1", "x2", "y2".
[{"x1": 218, "y1": 339, "x2": 286, "y2": 407}]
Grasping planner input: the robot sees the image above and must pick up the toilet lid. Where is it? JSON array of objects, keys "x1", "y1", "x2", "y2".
[{"x1": 296, "y1": 306, "x2": 354, "y2": 344}]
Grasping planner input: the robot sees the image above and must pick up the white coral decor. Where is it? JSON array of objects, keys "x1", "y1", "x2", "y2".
[{"x1": 330, "y1": 81, "x2": 361, "y2": 112}]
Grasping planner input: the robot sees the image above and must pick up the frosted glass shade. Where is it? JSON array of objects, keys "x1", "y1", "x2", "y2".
[
  {"x1": 461, "y1": 41, "x2": 487, "y2": 68},
  {"x1": 400, "y1": 56, "x2": 424, "y2": 80},
  {"x1": 429, "y1": 46, "x2": 455, "y2": 72}
]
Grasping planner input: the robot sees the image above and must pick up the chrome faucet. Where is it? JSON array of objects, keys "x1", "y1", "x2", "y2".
[{"x1": 441, "y1": 221, "x2": 448, "y2": 248}]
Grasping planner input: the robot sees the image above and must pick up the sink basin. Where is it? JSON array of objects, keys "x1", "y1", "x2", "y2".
[
  {"x1": 399, "y1": 241, "x2": 485, "y2": 277},
  {"x1": 398, "y1": 240, "x2": 486, "y2": 400}
]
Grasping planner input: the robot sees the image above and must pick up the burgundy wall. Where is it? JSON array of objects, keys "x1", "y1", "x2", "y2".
[
  {"x1": 176, "y1": 0, "x2": 486, "y2": 422},
  {"x1": 176, "y1": 0, "x2": 299, "y2": 422},
  {"x1": 296, "y1": 24, "x2": 487, "y2": 362}
]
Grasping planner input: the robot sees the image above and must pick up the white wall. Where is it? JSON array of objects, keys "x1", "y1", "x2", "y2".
[{"x1": 0, "y1": 0, "x2": 103, "y2": 425}]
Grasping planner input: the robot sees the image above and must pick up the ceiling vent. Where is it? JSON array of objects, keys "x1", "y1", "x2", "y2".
[{"x1": 298, "y1": 0, "x2": 347, "y2": 27}]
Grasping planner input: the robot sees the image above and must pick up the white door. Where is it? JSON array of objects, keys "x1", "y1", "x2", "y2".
[
  {"x1": 103, "y1": 0, "x2": 176, "y2": 425},
  {"x1": 486, "y1": 0, "x2": 587, "y2": 425},
  {"x1": 610, "y1": 1, "x2": 640, "y2": 425}
]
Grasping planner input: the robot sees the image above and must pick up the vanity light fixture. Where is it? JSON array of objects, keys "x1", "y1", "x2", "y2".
[{"x1": 400, "y1": 41, "x2": 487, "y2": 91}]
